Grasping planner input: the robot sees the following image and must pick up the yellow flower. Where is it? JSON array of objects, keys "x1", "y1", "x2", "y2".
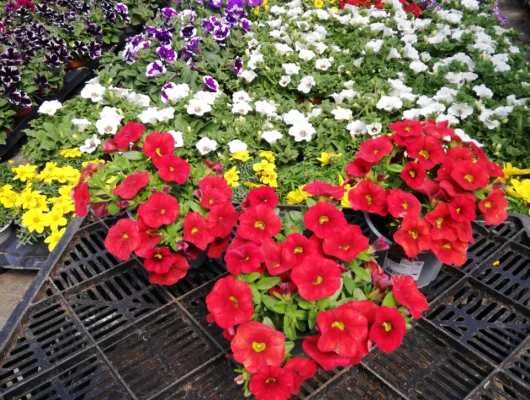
[
  {"x1": 509, "y1": 179, "x2": 530, "y2": 202},
  {"x1": 16, "y1": 189, "x2": 49, "y2": 211},
  {"x1": 44, "y1": 227, "x2": 66, "y2": 252},
  {"x1": 21, "y1": 209, "x2": 49, "y2": 234},
  {"x1": 224, "y1": 167, "x2": 240, "y2": 188},
  {"x1": 50, "y1": 198, "x2": 75, "y2": 215},
  {"x1": 60, "y1": 148, "x2": 82, "y2": 158},
  {"x1": 82, "y1": 159, "x2": 106, "y2": 167},
  {"x1": 259, "y1": 151, "x2": 275, "y2": 163},
  {"x1": 244, "y1": 182, "x2": 264, "y2": 188},
  {"x1": 230, "y1": 150, "x2": 251, "y2": 162},
  {"x1": 58, "y1": 185, "x2": 75, "y2": 198},
  {"x1": 286, "y1": 186, "x2": 311, "y2": 205},
  {"x1": 37, "y1": 162, "x2": 58, "y2": 183},
  {"x1": 253, "y1": 0, "x2": 269, "y2": 14},
  {"x1": 259, "y1": 171, "x2": 278, "y2": 187},
  {"x1": 253, "y1": 159, "x2": 276, "y2": 174},
  {"x1": 12, "y1": 164, "x2": 38, "y2": 182},
  {"x1": 44, "y1": 209, "x2": 67, "y2": 231},
  {"x1": 503, "y1": 163, "x2": 530, "y2": 179},
  {"x1": 317, "y1": 152, "x2": 342, "y2": 167},
  {"x1": 314, "y1": 0, "x2": 324, "y2": 7},
  {"x1": 58, "y1": 166, "x2": 80, "y2": 185},
  {"x1": 0, "y1": 186, "x2": 18, "y2": 208},
  {"x1": 106, "y1": 176, "x2": 118, "y2": 187}
]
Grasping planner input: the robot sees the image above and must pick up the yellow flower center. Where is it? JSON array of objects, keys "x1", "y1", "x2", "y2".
[
  {"x1": 122, "y1": 233, "x2": 129, "y2": 239},
  {"x1": 331, "y1": 321, "x2": 345, "y2": 331},
  {"x1": 456, "y1": 207, "x2": 462, "y2": 214},
  {"x1": 254, "y1": 220, "x2": 265, "y2": 230},
  {"x1": 252, "y1": 342, "x2": 266, "y2": 353},
  {"x1": 319, "y1": 215, "x2": 329, "y2": 224},
  {"x1": 409, "y1": 230, "x2": 419, "y2": 239},
  {"x1": 464, "y1": 174, "x2": 474, "y2": 183},
  {"x1": 382, "y1": 322, "x2": 393, "y2": 332},
  {"x1": 191, "y1": 227, "x2": 198, "y2": 234},
  {"x1": 266, "y1": 378, "x2": 277, "y2": 384},
  {"x1": 419, "y1": 150, "x2": 429, "y2": 159},
  {"x1": 442, "y1": 243, "x2": 452, "y2": 249},
  {"x1": 313, "y1": 275, "x2": 323, "y2": 285},
  {"x1": 155, "y1": 148, "x2": 162, "y2": 157},
  {"x1": 404, "y1": 126, "x2": 411, "y2": 132},
  {"x1": 409, "y1": 170, "x2": 416, "y2": 178},
  {"x1": 484, "y1": 201, "x2": 492, "y2": 208},
  {"x1": 160, "y1": 209, "x2": 166, "y2": 215},
  {"x1": 209, "y1": 199, "x2": 214, "y2": 205},
  {"x1": 154, "y1": 254, "x2": 163, "y2": 260},
  {"x1": 402, "y1": 202, "x2": 409, "y2": 210},
  {"x1": 229, "y1": 296, "x2": 239, "y2": 308},
  {"x1": 436, "y1": 218, "x2": 444, "y2": 228},
  {"x1": 294, "y1": 246, "x2": 304, "y2": 254},
  {"x1": 366, "y1": 194, "x2": 372, "y2": 205},
  {"x1": 169, "y1": 166, "x2": 174, "y2": 172}
]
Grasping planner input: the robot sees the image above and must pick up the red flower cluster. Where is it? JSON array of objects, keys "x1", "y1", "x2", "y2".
[
  {"x1": 339, "y1": 0, "x2": 423, "y2": 17},
  {"x1": 345, "y1": 119, "x2": 508, "y2": 266}
]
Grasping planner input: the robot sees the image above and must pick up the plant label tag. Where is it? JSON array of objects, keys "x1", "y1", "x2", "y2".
[{"x1": 383, "y1": 255, "x2": 424, "y2": 280}]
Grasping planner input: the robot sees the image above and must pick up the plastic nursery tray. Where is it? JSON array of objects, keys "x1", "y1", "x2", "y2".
[{"x1": 1, "y1": 211, "x2": 530, "y2": 400}]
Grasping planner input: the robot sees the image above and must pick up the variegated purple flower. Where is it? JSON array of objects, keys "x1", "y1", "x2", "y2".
[
  {"x1": 146, "y1": 60, "x2": 166, "y2": 77},
  {"x1": 209, "y1": 0, "x2": 223, "y2": 8},
  {"x1": 161, "y1": 82, "x2": 175, "y2": 104},
  {"x1": 240, "y1": 18, "x2": 252, "y2": 32},
  {"x1": 180, "y1": 24, "x2": 197, "y2": 41},
  {"x1": 88, "y1": 42, "x2": 102, "y2": 59},
  {"x1": 213, "y1": 24, "x2": 231, "y2": 41},
  {"x1": 226, "y1": 0, "x2": 243, "y2": 12},
  {"x1": 44, "y1": 54, "x2": 62, "y2": 69},
  {"x1": 161, "y1": 7, "x2": 178, "y2": 18},
  {"x1": 34, "y1": 73, "x2": 50, "y2": 90},
  {"x1": 202, "y1": 16, "x2": 219, "y2": 33},
  {"x1": 157, "y1": 45, "x2": 177, "y2": 62},
  {"x1": 4, "y1": 2, "x2": 16, "y2": 13},
  {"x1": 0, "y1": 66, "x2": 20, "y2": 85},
  {"x1": 115, "y1": 3, "x2": 128, "y2": 13},
  {"x1": 186, "y1": 37, "x2": 201, "y2": 52},
  {"x1": 203, "y1": 76, "x2": 219, "y2": 91},
  {"x1": 244, "y1": 0, "x2": 264, "y2": 5},
  {"x1": 155, "y1": 29, "x2": 173, "y2": 45},
  {"x1": 129, "y1": 34, "x2": 144, "y2": 47},
  {"x1": 179, "y1": 9, "x2": 197, "y2": 23},
  {"x1": 229, "y1": 57, "x2": 243, "y2": 76},
  {"x1": 123, "y1": 44, "x2": 139, "y2": 64}
]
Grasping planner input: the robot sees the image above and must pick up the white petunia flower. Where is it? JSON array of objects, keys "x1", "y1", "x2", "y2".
[
  {"x1": 127, "y1": 93, "x2": 150, "y2": 108},
  {"x1": 283, "y1": 63, "x2": 300, "y2": 75},
  {"x1": 275, "y1": 43, "x2": 294, "y2": 55},
  {"x1": 72, "y1": 118, "x2": 92, "y2": 132},
  {"x1": 455, "y1": 128, "x2": 483, "y2": 147},
  {"x1": 38, "y1": 100, "x2": 62, "y2": 116},
  {"x1": 346, "y1": 120, "x2": 367, "y2": 136},
  {"x1": 473, "y1": 84, "x2": 493, "y2": 98},
  {"x1": 410, "y1": 60, "x2": 428, "y2": 73},
  {"x1": 79, "y1": 135, "x2": 101, "y2": 154},
  {"x1": 157, "y1": 108, "x2": 175, "y2": 123},
  {"x1": 434, "y1": 87, "x2": 458, "y2": 103},
  {"x1": 366, "y1": 122, "x2": 382, "y2": 136},
  {"x1": 262, "y1": 130, "x2": 283, "y2": 144},
  {"x1": 255, "y1": 101, "x2": 277, "y2": 117},
  {"x1": 298, "y1": 49, "x2": 316, "y2": 61},
  {"x1": 196, "y1": 137, "x2": 218, "y2": 155},
  {"x1": 163, "y1": 83, "x2": 190, "y2": 103},
  {"x1": 297, "y1": 76, "x2": 316, "y2": 94},
  {"x1": 365, "y1": 39, "x2": 383, "y2": 52},
  {"x1": 307, "y1": 108, "x2": 322, "y2": 119},
  {"x1": 448, "y1": 103, "x2": 473, "y2": 119},
  {"x1": 81, "y1": 83, "x2": 106, "y2": 103},
  {"x1": 240, "y1": 70, "x2": 258, "y2": 82},
  {"x1": 288, "y1": 122, "x2": 315, "y2": 142},
  {"x1": 232, "y1": 91, "x2": 252, "y2": 104},
  {"x1": 187, "y1": 99, "x2": 212, "y2": 116},
  {"x1": 168, "y1": 130, "x2": 184, "y2": 148},
  {"x1": 279, "y1": 75, "x2": 292, "y2": 87},
  {"x1": 96, "y1": 118, "x2": 120, "y2": 135},
  {"x1": 137, "y1": 108, "x2": 160, "y2": 125},
  {"x1": 376, "y1": 96, "x2": 403, "y2": 111},
  {"x1": 193, "y1": 91, "x2": 218, "y2": 105},
  {"x1": 315, "y1": 57, "x2": 333, "y2": 71},
  {"x1": 331, "y1": 107, "x2": 352, "y2": 121},
  {"x1": 283, "y1": 109, "x2": 307, "y2": 126},
  {"x1": 479, "y1": 109, "x2": 499, "y2": 130},
  {"x1": 232, "y1": 102, "x2": 253, "y2": 115},
  {"x1": 227, "y1": 140, "x2": 248, "y2": 153}
]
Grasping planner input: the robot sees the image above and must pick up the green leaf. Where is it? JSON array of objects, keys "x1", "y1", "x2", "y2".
[
  {"x1": 353, "y1": 288, "x2": 367, "y2": 300},
  {"x1": 352, "y1": 264, "x2": 372, "y2": 282},
  {"x1": 272, "y1": 302, "x2": 286, "y2": 314},
  {"x1": 255, "y1": 277, "x2": 282, "y2": 291},
  {"x1": 284, "y1": 341, "x2": 295, "y2": 354},
  {"x1": 316, "y1": 298, "x2": 330, "y2": 310},
  {"x1": 108, "y1": 202, "x2": 120, "y2": 215},
  {"x1": 343, "y1": 275, "x2": 356, "y2": 295},
  {"x1": 308, "y1": 309, "x2": 317, "y2": 330},
  {"x1": 245, "y1": 272, "x2": 261, "y2": 283},
  {"x1": 294, "y1": 309, "x2": 308, "y2": 320},
  {"x1": 262, "y1": 295, "x2": 279, "y2": 311},
  {"x1": 387, "y1": 163, "x2": 404, "y2": 173},
  {"x1": 249, "y1": 284, "x2": 262, "y2": 305},
  {"x1": 262, "y1": 317, "x2": 275, "y2": 329},
  {"x1": 297, "y1": 300, "x2": 313, "y2": 310},
  {"x1": 121, "y1": 151, "x2": 144, "y2": 161},
  {"x1": 283, "y1": 315, "x2": 297, "y2": 341},
  {"x1": 382, "y1": 292, "x2": 397, "y2": 308}
]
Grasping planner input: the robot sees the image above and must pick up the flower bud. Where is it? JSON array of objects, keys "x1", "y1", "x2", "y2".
[{"x1": 102, "y1": 139, "x2": 118, "y2": 153}]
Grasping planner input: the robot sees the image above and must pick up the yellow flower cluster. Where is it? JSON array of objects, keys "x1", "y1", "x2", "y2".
[
  {"x1": 224, "y1": 167, "x2": 240, "y2": 188},
  {"x1": 286, "y1": 186, "x2": 311, "y2": 205},
  {"x1": 311, "y1": 0, "x2": 336, "y2": 8},
  {"x1": 59, "y1": 148, "x2": 82, "y2": 158},
  {"x1": 502, "y1": 163, "x2": 530, "y2": 215},
  {"x1": 317, "y1": 152, "x2": 342, "y2": 167},
  {"x1": 253, "y1": 0, "x2": 269, "y2": 14},
  {"x1": 253, "y1": 157, "x2": 278, "y2": 187},
  {"x1": 0, "y1": 162, "x2": 80, "y2": 251}
]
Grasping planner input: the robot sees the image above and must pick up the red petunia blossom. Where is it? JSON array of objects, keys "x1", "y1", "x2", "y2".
[
  {"x1": 387, "y1": 189, "x2": 422, "y2": 219},
  {"x1": 231, "y1": 321, "x2": 286, "y2": 374},
  {"x1": 369, "y1": 306, "x2": 407, "y2": 353},
  {"x1": 183, "y1": 212, "x2": 213, "y2": 250},
  {"x1": 284, "y1": 357, "x2": 317, "y2": 395},
  {"x1": 149, "y1": 254, "x2": 189, "y2": 286},
  {"x1": 477, "y1": 159, "x2": 504, "y2": 179},
  {"x1": 450, "y1": 160, "x2": 489, "y2": 191},
  {"x1": 302, "y1": 335, "x2": 352, "y2": 371},
  {"x1": 431, "y1": 239, "x2": 468, "y2": 266},
  {"x1": 198, "y1": 176, "x2": 232, "y2": 199},
  {"x1": 389, "y1": 120, "x2": 423, "y2": 138},
  {"x1": 143, "y1": 246, "x2": 176, "y2": 274},
  {"x1": 243, "y1": 186, "x2": 279, "y2": 209},
  {"x1": 356, "y1": 136, "x2": 393, "y2": 164},
  {"x1": 425, "y1": 202, "x2": 458, "y2": 241},
  {"x1": 309, "y1": 234, "x2": 325, "y2": 257},
  {"x1": 112, "y1": 172, "x2": 149, "y2": 199},
  {"x1": 448, "y1": 194, "x2": 477, "y2": 222},
  {"x1": 391, "y1": 276, "x2": 428, "y2": 319},
  {"x1": 104, "y1": 218, "x2": 141, "y2": 261},
  {"x1": 417, "y1": 180, "x2": 448, "y2": 202},
  {"x1": 316, "y1": 305, "x2": 369, "y2": 357},
  {"x1": 134, "y1": 216, "x2": 162, "y2": 258},
  {"x1": 206, "y1": 275, "x2": 254, "y2": 329},
  {"x1": 156, "y1": 155, "x2": 190, "y2": 184},
  {"x1": 137, "y1": 192, "x2": 179, "y2": 229},
  {"x1": 348, "y1": 180, "x2": 388, "y2": 216},
  {"x1": 407, "y1": 136, "x2": 445, "y2": 170},
  {"x1": 322, "y1": 224, "x2": 369, "y2": 262},
  {"x1": 458, "y1": 220, "x2": 474, "y2": 243},
  {"x1": 479, "y1": 189, "x2": 508, "y2": 226},
  {"x1": 346, "y1": 158, "x2": 373, "y2": 178},
  {"x1": 114, "y1": 122, "x2": 145, "y2": 149},
  {"x1": 342, "y1": 300, "x2": 380, "y2": 326},
  {"x1": 291, "y1": 257, "x2": 342, "y2": 300},
  {"x1": 72, "y1": 182, "x2": 90, "y2": 217},
  {"x1": 448, "y1": 146, "x2": 474, "y2": 162},
  {"x1": 261, "y1": 239, "x2": 290, "y2": 276},
  {"x1": 207, "y1": 235, "x2": 230, "y2": 259},
  {"x1": 405, "y1": 2, "x2": 422, "y2": 17},
  {"x1": 249, "y1": 366, "x2": 294, "y2": 400},
  {"x1": 393, "y1": 218, "x2": 432, "y2": 258},
  {"x1": 422, "y1": 120, "x2": 455, "y2": 140},
  {"x1": 303, "y1": 202, "x2": 348, "y2": 239},
  {"x1": 439, "y1": 179, "x2": 468, "y2": 198},
  {"x1": 237, "y1": 204, "x2": 281, "y2": 245},
  {"x1": 207, "y1": 202, "x2": 238, "y2": 238},
  {"x1": 401, "y1": 162, "x2": 427, "y2": 189},
  {"x1": 200, "y1": 186, "x2": 231, "y2": 210},
  {"x1": 303, "y1": 181, "x2": 346, "y2": 201},
  {"x1": 142, "y1": 132, "x2": 174, "y2": 162},
  {"x1": 225, "y1": 243, "x2": 264, "y2": 275},
  {"x1": 282, "y1": 233, "x2": 318, "y2": 267},
  {"x1": 102, "y1": 139, "x2": 119, "y2": 153}
]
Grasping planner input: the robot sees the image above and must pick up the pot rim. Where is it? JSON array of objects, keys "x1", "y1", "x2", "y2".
[{"x1": 363, "y1": 212, "x2": 393, "y2": 246}]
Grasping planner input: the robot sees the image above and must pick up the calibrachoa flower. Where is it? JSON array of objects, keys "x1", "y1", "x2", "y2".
[
  {"x1": 104, "y1": 218, "x2": 141, "y2": 261},
  {"x1": 369, "y1": 306, "x2": 407, "y2": 353},
  {"x1": 282, "y1": 233, "x2": 317, "y2": 267},
  {"x1": 112, "y1": 172, "x2": 150, "y2": 199},
  {"x1": 303, "y1": 202, "x2": 348, "y2": 239},
  {"x1": 225, "y1": 243, "x2": 264, "y2": 274},
  {"x1": 183, "y1": 212, "x2": 213, "y2": 250},
  {"x1": 137, "y1": 192, "x2": 179, "y2": 229},
  {"x1": 393, "y1": 218, "x2": 432, "y2": 258},
  {"x1": 391, "y1": 276, "x2": 429, "y2": 319},
  {"x1": 291, "y1": 257, "x2": 342, "y2": 300},
  {"x1": 237, "y1": 204, "x2": 281, "y2": 244},
  {"x1": 143, "y1": 246, "x2": 176, "y2": 274},
  {"x1": 322, "y1": 225, "x2": 369, "y2": 261},
  {"x1": 249, "y1": 366, "x2": 294, "y2": 400},
  {"x1": 348, "y1": 180, "x2": 388, "y2": 216}
]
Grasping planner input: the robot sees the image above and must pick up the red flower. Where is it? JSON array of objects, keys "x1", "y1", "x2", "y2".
[
  {"x1": 137, "y1": 192, "x2": 179, "y2": 229},
  {"x1": 202, "y1": 159, "x2": 224, "y2": 174},
  {"x1": 114, "y1": 122, "x2": 145, "y2": 149},
  {"x1": 309, "y1": 234, "x2": 325, "y2": 256},
  {"x1": 282, "y1": 233, "x2": 318, "y2": 267},
  {"x1": 431, "y1": 239, "x2": 467, "y2": 266},
  {"x1": 322, "y1": 224, "x2": 369, "y2": 262},
  {"x1": 183, "y1": 212, "x2": 213, "y2": 250},
  {"x1": 149, "y1": 254, "x2": 189, "y2": 285},
  {"x1": 316, "y1": 305, "x2": 369, "y2": 357},
  {"x1": 346, "y1": 158, "x2": 373, "y2": 178},
  {"x1": 231, "y1": 321, "x2": 285, "y2": 374},
  {"x1": 393, "y1": 218, "x2": 432, "y2": 257},
  {"x1": 448, "y1": 194, "x2": 477, "y2": 222},
  {"x1": 207, "y1": 235, "x2": 230, "y2": 259},
  {"x1": 400, "y1": 162, "x2": 426, "y2": 189},
  {"x1": 387, "y1": 189, "x2": 421, "y2": 219},
  {"x1": 237, "y1": 204, "x2": 281, "y2": 245},
  {"x1": 407, "y1": 136, "x2": 445, "y2": 169},
  {"x1": 369, "y1": 306, "x2": 407, "y2": 353},
  {"x1": 206, "y1": 275, "x2": 254, "y2": 329},
  {"x1": 302, "y1": 335, "x2": 352, "y2": 371},
  {"x1": 207, "y1": 202, "x2": 238, "y2": 238},
  {"x1": 102, "y1": 139, "x2": 119, "y2": 153},
  {"x1": 303, "y1": 181, "x2": 346, "y2": 201},
  {"x1": 134, "y1": 216, "x2": 162, "y2": 258},
  {"x1": 450, "y1": 160, "x2": 489, "y2": 191},
  {"x1": 72, "y1": 182, "x2": 90, "y2": 217},
  {"x1": 225, "y1": 243, "x2": 264, "y2": 275},
  {"x1": 291, "y1": 257, "x2": 342, "y2": 300},
  {"x1": 447, "y1": 146, "x2": 473, "y2": 161},
  {"x1": 342, "y1": 299, "x2": 380, "y2": 326},
  {"x1": 348, "y1": 180, "x2": 388, "y2": 216},
  {"x1": 479, "y1": 189, "x2": 508, "y2": 226},
  {"x1": 405, "y1": 2, "x2": 422, "y2": 17},
  {"x1": 198, "y1": 176, "x2": 232, "y2": 208},
  {"x1": 112, "y1": 172, "x2": 149, "y2": 199},
  {"x1": 244, "y1": 186, "x2": 279, "y2": 209},
  {"x1": 303, "y1": 202, "x2": 348, "y2": 239},
  {"x1": 249, "y1": 366, "x2": 294, "y2": 400},
  {"x1": 143, "y1": 246, "x2": 176, "y2": 274},
  {"x1": 284, "y1": 357, "x2": 317, "y2": 395},
  {"x1": 422, "y1": 120, "x2": 454, "y2": 140},
  {"x1": 261, "y1": 239, "x2": 290, "y2": 276},
  {"x1": 477, "y1": 159, "x2": 504, "y2": 178},
  {"x1": 425, "y1": 202, "x2": 458, "y2": 241},
  {"x1": 356, "y1": 136, "x2": 393, "y2": 164},
  {"x1": 389, "y1": 120, "x2": 423, "y2": 138},
  {"x1": 104, "y1": 218, "x2": 141, "y2": 261},
  {"x1": 391, "y1": 276, "x2": 428, "y2": 319},
  {"x1": 156, "y1": 155, "x2": 190, "y2": 184},
  {"x1": 142, "y1": 132, "x2": 174, "y2": 162}
]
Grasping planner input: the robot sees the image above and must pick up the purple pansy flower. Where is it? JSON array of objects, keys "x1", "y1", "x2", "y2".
[
  {"x1": 146, "y1": 60, "x2": 166, "y2": 77},
  {"x1": 180, "y1": 24, "x2": 197, "y2": 41},
  {"x1": 203, "y1": 76, "x2": 219, "y2": 91},
  {"x1": 157, "y1": 45, "x2": 177, "y2": 62}
]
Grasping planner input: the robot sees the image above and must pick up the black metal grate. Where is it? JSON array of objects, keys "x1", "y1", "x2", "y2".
[
  {"x1": 166, "y1": 259, "x2": 226, "y2": 298},
  {"x1": 505, "y1": 338, "x2": 530, "y2": 386},
  {"x1": 471, "y1": 372, "x2": 529, "y2": 400},
  {"x1": 420, "y1": 266, "x2": 464, "y2": 303}
]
